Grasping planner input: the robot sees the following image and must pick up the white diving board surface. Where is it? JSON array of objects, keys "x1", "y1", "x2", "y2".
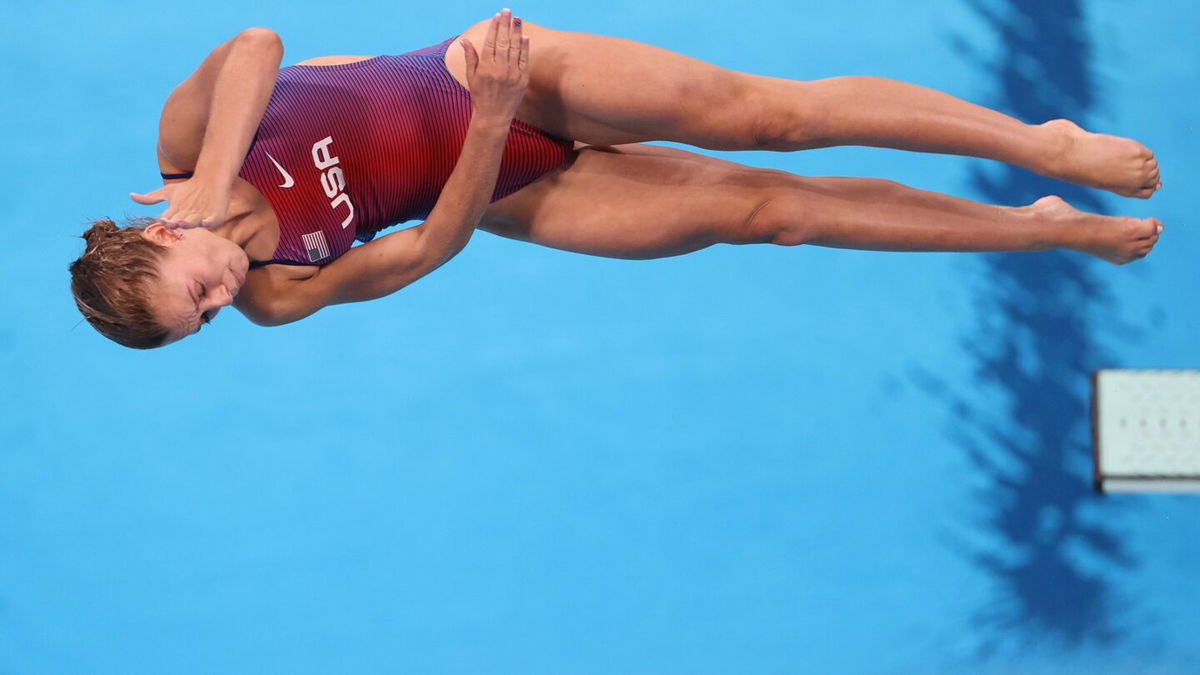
[{"x1": 1092, "y1": 369, "x2": 1200, "y2": 494}]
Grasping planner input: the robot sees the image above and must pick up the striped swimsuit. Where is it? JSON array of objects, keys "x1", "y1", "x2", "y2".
[{"x1": 161, "y1": 35, "x2": 575, "y2": 267}]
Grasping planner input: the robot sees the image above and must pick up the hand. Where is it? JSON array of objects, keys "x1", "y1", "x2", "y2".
[
  {"x1": 459, "y1": 9, "x2": 530, "y2": 122},
  {"x1": 130, "y1": 177, "x2": 231, "y2": 229}
]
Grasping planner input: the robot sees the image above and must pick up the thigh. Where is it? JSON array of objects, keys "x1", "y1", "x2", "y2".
[
  {"x1": 479, "y1": 143, "x2": 788, "y2": 259},
  {"x1": 443, "y1": 18, "x2": 781, "y2": 149}
]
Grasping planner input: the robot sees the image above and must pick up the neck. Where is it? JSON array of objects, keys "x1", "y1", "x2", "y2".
[{"x1": 210, "y1": 179, "x2": 265, "y2": 250}]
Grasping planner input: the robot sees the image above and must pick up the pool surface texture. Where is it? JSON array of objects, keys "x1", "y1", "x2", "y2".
[{"x1": 3, "y1": 1, "x2": 1198, "y2": 673}]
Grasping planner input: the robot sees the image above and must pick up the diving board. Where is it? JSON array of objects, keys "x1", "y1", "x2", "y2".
[{"x1": 1093, "y1": 369, "x2": 1200, "y2": 494}]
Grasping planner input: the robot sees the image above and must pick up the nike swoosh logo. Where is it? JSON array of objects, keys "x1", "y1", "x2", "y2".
[{"x1": 265, "y1": 152, "x2": 295, "y2": 188}]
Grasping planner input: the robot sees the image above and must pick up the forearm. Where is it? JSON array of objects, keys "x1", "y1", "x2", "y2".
[
  {"x1": 418, "y1": 114, "x2": 513, "y2": 266},
  {"x1": 194, "y1": 30, "x2": 284, "y2": 187}
]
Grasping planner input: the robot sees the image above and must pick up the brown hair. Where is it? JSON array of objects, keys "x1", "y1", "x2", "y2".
[{"x1": 69, "y1": 217, "x2": 171, "y2": 349}]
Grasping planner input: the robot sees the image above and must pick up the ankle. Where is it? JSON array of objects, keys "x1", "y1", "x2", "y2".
[
  {"x1": 1037, "y1": 119, "x2": 1077, "y2": 175},
  {"x1": 1022, "y1": 195, "x2": 1079, "y2": 251}
]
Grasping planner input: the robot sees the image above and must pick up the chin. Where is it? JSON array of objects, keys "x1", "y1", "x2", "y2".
[{"x1": 225, "y1": 242, "x2": 249, "y2": 268}]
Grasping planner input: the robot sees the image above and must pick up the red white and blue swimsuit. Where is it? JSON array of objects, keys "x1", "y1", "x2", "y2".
[{"x1": 162, "y1": 35, "x2": 576, "y2": 267}]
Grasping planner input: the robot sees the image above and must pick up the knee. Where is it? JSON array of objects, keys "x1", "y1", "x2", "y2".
[
  {"x1": 748, "y1": 82, "x2": 832, "y2": 151},
  {"x1": 754, "y1": 76, "x2": 906, "y2": 150},
  {"x1": 734, "y1": 193, "x2": 812, "y2": 246},
  {"x1": 684, "y1": 75, "x2": 805, "y2": 152},
  {"x1": 851, "y1": 177, "x2": 908, "y2": 200}
]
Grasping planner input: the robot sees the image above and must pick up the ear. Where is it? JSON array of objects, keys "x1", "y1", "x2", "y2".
[{"x1": 141, "y1": 221, "x2": 184, "y2": 245}]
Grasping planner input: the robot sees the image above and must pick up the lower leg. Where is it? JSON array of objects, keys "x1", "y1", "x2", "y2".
[
  {"x1": 764, "y1": 76, "x2": 1054, "y2": 164},
  {"x1": 752, "y1": 75, "x2": 1161, "y2": 198},
  {"x1": 761, "y1": 176, "x2": 1161, "y2": 264}
]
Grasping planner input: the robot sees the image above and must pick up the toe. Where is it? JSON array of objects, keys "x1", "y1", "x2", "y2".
[
  {"x1": 1143, "y1": 162, "x2": 1160, "y2": 189},
  {"x1": 1133, "y1": 217, "x2": 1160, "y2": 238}
]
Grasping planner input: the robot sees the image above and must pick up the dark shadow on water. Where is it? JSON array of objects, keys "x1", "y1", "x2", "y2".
[{"x1": 913, "y1": 0, "x2": 1146, "y2": 660}]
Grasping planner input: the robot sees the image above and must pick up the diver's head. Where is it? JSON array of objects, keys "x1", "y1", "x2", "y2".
[{"x1": 70, "y1": 218, "x2": 248, "y2": 348}]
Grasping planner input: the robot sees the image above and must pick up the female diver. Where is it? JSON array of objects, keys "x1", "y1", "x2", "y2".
[{"x1": 70, "y1": 10, "x2": 1163, "y2": 349}]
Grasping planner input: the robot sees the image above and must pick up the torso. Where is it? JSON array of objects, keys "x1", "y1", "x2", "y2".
[
  {"x1": 162, "y1": 25, "x2": 573, "y2": 298},
  {"x1": 235, "y1": 56, "x2": 407, "y2": 284},
  {"x1": 231, "y1": 47, "x2": 470, "y2": 283}
]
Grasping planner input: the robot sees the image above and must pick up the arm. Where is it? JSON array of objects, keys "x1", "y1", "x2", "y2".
[
  {"x1": 245, "y1": 13, "x2": 531, "y2": 326},
  {"x1": 191, "y1": 27, "x2": 283, "y2": 188},
  {"x1": 245, "y1": 114, "x2": 514, "y2": 326},
  {"x1": 139, "y1": 28, "x2": 284, "y2": 227},
  {"x1": 154, "y1": 27, "x2": 283, "y2": 178}
]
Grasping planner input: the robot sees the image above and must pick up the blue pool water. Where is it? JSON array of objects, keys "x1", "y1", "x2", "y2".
[{"x1": 3, "y1": 1, "x2": 1198, "y2": 672}]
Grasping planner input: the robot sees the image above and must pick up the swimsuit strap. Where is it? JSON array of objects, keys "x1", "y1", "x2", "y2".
[
  {"x1": 161, "y1": 171, "x2": 195, "y2": 180},
  {"x1": 248, "y1": 259, "x2": 317, "y2": 269}
]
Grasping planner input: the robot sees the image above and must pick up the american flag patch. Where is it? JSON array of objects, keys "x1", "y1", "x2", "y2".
[{"x1": 302, "y1": 230, "x2": 330, "y2": 262}]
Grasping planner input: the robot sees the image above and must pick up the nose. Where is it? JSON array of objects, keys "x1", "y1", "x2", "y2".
[{"x1": 208, "y1": 284, "x2": 235, "y2": 316}]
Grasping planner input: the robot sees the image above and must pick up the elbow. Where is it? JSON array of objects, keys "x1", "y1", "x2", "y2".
[
  {"x1": 413, "y1": 225, "x2": 467, "y2": 273},
  {"x1": 242, "y1": 306, "x2": 283, "y2": 328},
  {"x1": 246, "y1": 313, "x2": 287, "y2": 328},
  {"x1": 241, "y1": 297, "x2": 296, "y2": 327},
  {"x1": 238, "y1": 27, "x2": 283, "y2": 51}
]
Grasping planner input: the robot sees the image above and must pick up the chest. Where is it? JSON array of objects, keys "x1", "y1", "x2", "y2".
[
  {"x1": 228, "y1": 178, "x2": 276, "y2": 259},
  {"x1": 230, "y1": 178, "x2": 318, "y2": 279}
]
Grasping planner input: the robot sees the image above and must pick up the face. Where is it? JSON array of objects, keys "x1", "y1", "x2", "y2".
[{"x1": 141, "y1": 223, "x2": 250, "y2": 345}]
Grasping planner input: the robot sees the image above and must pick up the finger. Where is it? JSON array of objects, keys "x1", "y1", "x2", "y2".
[
  {"x1": 130, "y1": 189, "x2": 165, "y2": 205},
  {"x1": 519, "y1": 35, "x2": 529, "y2": 72},
  {"x1": 166, "y1": 210, "x2": 196, "y2": 228},
  {"x1": 497, "y1": 8, "x2": 511, "y2": 53},
  {"x1": 511, "y1": 16, "x2": 523, "y2": 59},
  {"x1": 460, "y1": 38, "x2": 477, "y2": 72},
  {"x1": 485, "y1": 12, "x2": 500, "y2": 61}
]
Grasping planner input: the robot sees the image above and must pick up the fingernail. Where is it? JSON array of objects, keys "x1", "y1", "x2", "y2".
[{"x1": 514, "y1": 17, "x2": 522, "y2": 26}]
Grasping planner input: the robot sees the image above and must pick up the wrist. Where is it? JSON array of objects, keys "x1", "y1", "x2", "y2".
[
  {"x1": 468, "y1": 112, "x2": 515, "y2": 133},
  {"x1": 188, "y1": 164, "x2": 236, "y2": 191}
]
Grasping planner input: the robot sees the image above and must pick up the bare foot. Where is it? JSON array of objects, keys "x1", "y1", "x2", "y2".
[
  {"x1": 1029, "y1": 195, "x2": 1162, "y2": 264},
  {"x1": 1041, "y1": 119, "x2": 1161, "y2": 199}
]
